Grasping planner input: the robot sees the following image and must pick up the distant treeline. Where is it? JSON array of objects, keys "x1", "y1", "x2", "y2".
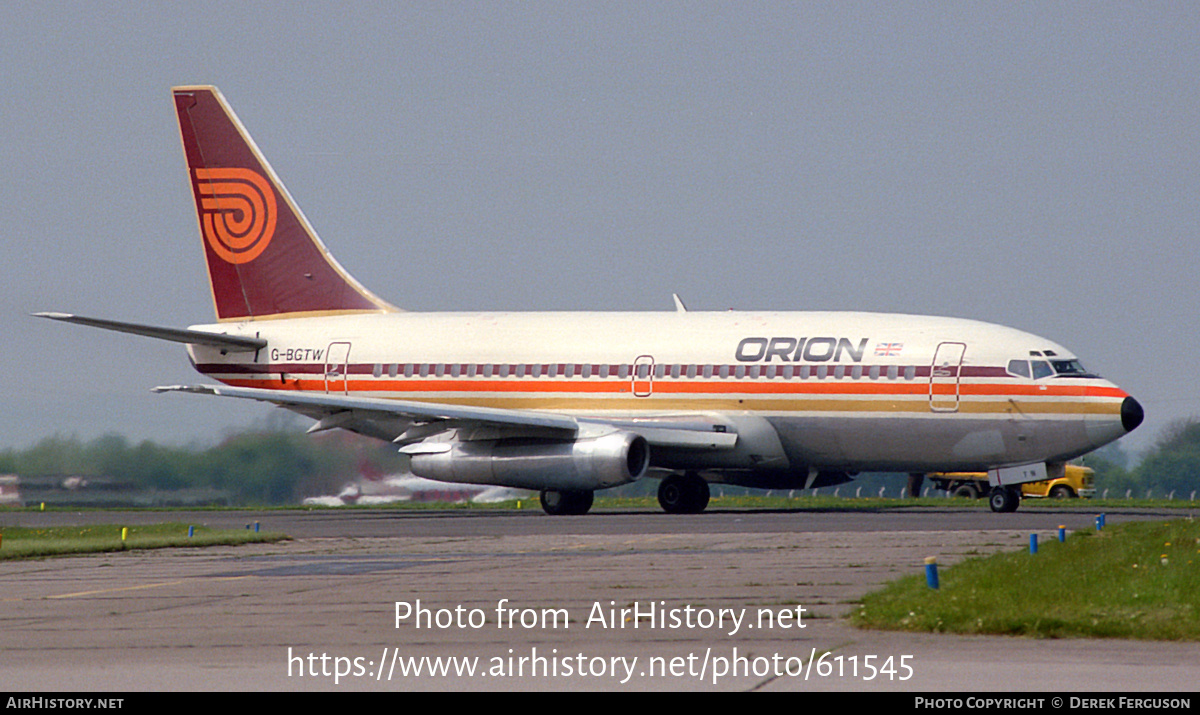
[
  {"x1": 1083, "y1": 419, "x2": 1200, "y2": 499},
  {"x1": 0, "y1": 418, "x2": 1194, "y2": 505},
  {"x1": 0, "y1": 431, "x2": 406, "y2": 506}
]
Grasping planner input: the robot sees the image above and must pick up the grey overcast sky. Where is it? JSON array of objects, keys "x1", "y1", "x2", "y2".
[{"x1": 4, "y1": 3, "x2": 1198, "y2": 455}]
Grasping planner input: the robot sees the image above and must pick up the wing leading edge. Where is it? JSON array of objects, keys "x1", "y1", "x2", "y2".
[{"x1": 153, "y1": 384, "x2": 740, "y2": 450}]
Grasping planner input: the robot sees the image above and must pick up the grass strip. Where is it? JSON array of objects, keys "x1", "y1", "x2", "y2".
[
  {"x1": 852, "y1": 518, "x2": 1200, "y2": 640},
  {"x1": 0, "y1": 523, "x2": 287, "y2": 560},
  {"x1": 6, "y1": 495, "x2": 1198, "y2": 512}
]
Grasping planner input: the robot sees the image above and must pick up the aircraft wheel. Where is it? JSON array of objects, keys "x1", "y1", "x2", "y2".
[
  {"x1": 657, "y1": 473, "x2": 710, "y2": 514},
  {"x1": 1049, "y1": 485, "x2": 1076, "y2": 499},
  {"x1": 988, "y1": 486, "x2": 1021, "y2": 513},
  {"x1": 540, "y1": 489, "x2": 594, "y2": 516}
]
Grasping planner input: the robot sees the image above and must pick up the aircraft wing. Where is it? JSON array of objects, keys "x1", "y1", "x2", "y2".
[{"x1": 153, "y1": 384, "x2": 739, "y2": 450}]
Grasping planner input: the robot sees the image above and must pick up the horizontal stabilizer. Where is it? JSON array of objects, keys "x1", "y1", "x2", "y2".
[{"x1": 34, "y1": 313, "x2": 266, "y2": 352}]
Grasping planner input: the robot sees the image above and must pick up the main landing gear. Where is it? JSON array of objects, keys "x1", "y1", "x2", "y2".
[
  {"x1": 988, "y1": 486, "x2": 1021, "y2": 513},
  {"x1": 657, "y1": 472, "x2": 710, "y2": 514},
  {"x1": 539, "y1": 489, "x2": 594, "y2": 516}
]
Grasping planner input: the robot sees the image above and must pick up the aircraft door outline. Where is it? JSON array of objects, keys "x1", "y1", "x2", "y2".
[
  {"x1": 929, "y1": 341, "x2": 966, "y2": 412},
  {"x1": 325, "y1": 341, "x2": 352, "y2": 395},
  {"x1": 633, "y1": 355, "x2": 655, "y2": 397}
]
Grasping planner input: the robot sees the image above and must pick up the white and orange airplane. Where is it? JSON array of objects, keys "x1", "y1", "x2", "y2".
[{"x1": 38, "y1": 86, "x2": 1143, "y2": 515}]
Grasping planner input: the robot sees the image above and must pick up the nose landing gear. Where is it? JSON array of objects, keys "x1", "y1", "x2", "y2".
[{"x1": 988, "y1": 486, "x2": 1021, "y2": 513}]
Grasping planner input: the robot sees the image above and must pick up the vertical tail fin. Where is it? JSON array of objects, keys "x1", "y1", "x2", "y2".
[{"x1": 173, "y1": 85, "x2": 397, "y2": 321}]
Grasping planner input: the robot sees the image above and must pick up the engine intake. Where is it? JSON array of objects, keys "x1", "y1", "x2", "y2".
[{"x1": 409, "y1": 431, "x2": 649, "y2": 491}]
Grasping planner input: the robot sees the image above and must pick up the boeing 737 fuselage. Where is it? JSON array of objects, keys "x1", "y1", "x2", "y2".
[{"x1": 39, "y1": 86, "x2": 1143, "y2": 515}]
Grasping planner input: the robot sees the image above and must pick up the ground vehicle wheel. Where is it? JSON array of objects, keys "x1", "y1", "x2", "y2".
[
  {"x1": 988, "y1": 486, "x2": 1021, "y2": 513},
  {"x1": 952, "y1": 483, "x2": 981, "y2": 499},
  {"x1": 539, "y1": 489, "x2": 594, "y2": 515},
  {"x1": 1049, "y1": 485, "x2": 1076, "y2": 499},
  {"x1": 657, "y1": 473, "x2": 710, "y2": 514}
]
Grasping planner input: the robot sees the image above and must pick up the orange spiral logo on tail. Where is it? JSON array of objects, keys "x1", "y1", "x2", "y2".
[{"x1": 193, "y1": 168, "x2": 278, "y2": 264}]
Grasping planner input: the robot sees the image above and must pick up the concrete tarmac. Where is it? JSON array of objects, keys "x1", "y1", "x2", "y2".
[{"x1": 1, "y1": 507, "x2": 1197, "y2": 692}]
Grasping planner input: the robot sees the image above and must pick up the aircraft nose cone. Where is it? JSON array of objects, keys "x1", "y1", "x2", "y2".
[{"x1": 1122, "y1": 396, "x2": 1144, "y2": 433}]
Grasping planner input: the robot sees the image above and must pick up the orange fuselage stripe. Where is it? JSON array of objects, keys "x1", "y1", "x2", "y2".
[{"x1": 216, "y1": 377, "x2": 1124, "y2": 416}]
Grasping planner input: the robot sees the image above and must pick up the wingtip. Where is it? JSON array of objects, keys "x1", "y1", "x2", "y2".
[{"x1": 152, "y1": 385, "x2": 215, "y2": 395}]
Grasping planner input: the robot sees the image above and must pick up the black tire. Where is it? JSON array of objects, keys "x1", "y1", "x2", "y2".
[
  {"x1": 952, "y1": 484, "x2": 981, "y2": 499},
  {"x1": 988, "y1": 486, "x2": 1021, "y2": 513},
  {"x1": 657, "y1": 473, "x2": 710, "y2": 514},
  {"x1": 539, "y1": 489, "x2": 594, "y2": 515},
  {"x1": 1049, "y1": 485, "x2": 1076, "y2": 499}
]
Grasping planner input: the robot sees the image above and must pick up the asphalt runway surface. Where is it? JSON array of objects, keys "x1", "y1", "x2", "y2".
[{"x1": 2, "y1": 506, "x2": 1198, "y2": 692}]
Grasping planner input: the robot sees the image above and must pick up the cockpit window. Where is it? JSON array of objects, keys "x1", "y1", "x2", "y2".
[
  {"x1": 1007, "y1": 359, "x2": 1031, "y2": 379},
  {"x1": 1010, "y1": 357, "x2": 1098, "y2": 380},
  {"x1": 1051, "y1": 359, "x2": 1096, "y2": 378}
]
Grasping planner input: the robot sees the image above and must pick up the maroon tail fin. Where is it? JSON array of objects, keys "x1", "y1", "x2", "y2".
[{"x1": 173, "y1": 85, "x2": 397, "y2": 321}]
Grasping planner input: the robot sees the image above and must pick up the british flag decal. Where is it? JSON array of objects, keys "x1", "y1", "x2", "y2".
[{"x1": 874, "y1": 342, "x2": 903, "y2": 357}]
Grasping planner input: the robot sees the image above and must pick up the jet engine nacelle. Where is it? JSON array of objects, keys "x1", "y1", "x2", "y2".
[{"x1": 408, "y1": 432, "x2": 650, "y2": 491}]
